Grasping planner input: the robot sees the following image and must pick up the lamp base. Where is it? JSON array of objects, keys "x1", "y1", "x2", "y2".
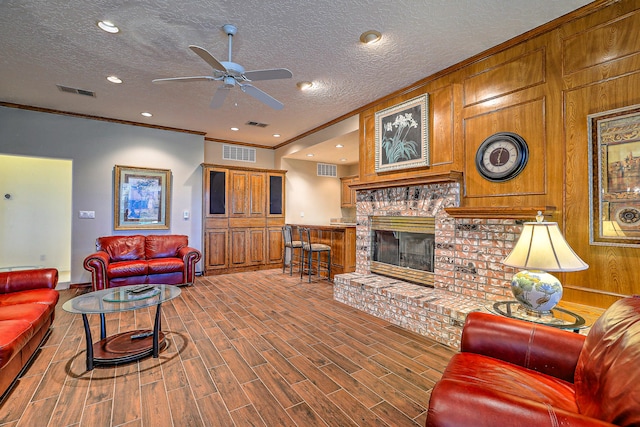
[{"x1": 510, "y1": 270, "x2": 563, "y2": 313}]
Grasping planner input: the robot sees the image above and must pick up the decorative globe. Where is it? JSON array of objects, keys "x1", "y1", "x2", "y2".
[{"x1": 510, "y1": 270, "x2": 563, "y2": 313}]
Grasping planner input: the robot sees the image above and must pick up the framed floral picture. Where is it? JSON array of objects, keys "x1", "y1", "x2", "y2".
[
  {"x1": 114, "y1": 165, "x2": 171, "y2": 230},
  {"x1": 588, "y1": 104, "x2": 640, "y2": 247},
  {"x1": 375, "y1": 94, "x2": 429, "y2": 173}
]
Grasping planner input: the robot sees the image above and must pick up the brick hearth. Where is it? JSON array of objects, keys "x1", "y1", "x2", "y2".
[{"x1": 333, "y1": 182, "x2": 522, "y2": 348}]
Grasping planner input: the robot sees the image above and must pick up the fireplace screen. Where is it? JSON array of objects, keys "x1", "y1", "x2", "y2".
[
  {"x1": 372, "y1": 230, "x2": 434, "y2": 272},
  {"x1": 369, "y1": 216, "x2": 436, "y2": 286}
]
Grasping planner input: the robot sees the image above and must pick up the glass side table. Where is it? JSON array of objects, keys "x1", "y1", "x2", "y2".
[
  {"x1": 62, "y1": 284, "x2": 181, "y2": 371},
  {"x1": 489, "y1": 300, "x2": 586, "y2": 332}
]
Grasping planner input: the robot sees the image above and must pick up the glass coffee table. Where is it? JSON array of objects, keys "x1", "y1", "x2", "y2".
[{"x1": 62, "y1": 284, "x2": 181, "y2": 371}]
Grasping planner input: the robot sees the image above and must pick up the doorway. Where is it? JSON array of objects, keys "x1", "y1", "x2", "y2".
[{"x1": 0, "y1": 154, "x2": 72, "y2": 284}]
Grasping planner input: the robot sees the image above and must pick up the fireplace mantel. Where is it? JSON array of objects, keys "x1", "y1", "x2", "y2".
[
  {"x1": 349, "y1": 171, "x2": 463, "y2": 191},
  {"x1": 445, "y1": 206, "x2": 556, "y2": 219}
]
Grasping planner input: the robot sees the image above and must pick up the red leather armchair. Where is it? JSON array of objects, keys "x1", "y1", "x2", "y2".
[
  {"x1": 427, "y1": 296, "x2": 640, "y2": 427},
  {"x1": 83, "y1": 234, "x2": 201, "y2": 291},
  {"x1": 0, "y1": 268, "x2": 59, "y2": 398}
]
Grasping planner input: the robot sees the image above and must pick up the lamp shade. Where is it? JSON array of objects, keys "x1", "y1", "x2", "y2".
[{"x1": 503, "y1": 221, "x2": 588, "y2": 272}]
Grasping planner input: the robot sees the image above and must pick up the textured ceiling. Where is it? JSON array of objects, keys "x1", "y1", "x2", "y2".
[{"x1": 0, "y1": 0, "x2": 592, "y2": 153}]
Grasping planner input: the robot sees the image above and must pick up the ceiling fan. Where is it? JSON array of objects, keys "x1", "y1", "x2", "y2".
[{"x1": 152, "y1": 24, "x2": 292, "y2": 110}]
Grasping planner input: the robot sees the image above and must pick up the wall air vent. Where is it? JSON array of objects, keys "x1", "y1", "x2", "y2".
[
  {"x1": 223, "y1": 144, "x2": 256, "y2": 163},
  {"x1": 56, "y1": 84, "x2": 96, "y2": 97},
  {"x1": 317, "y1": 163, "x2": 337, "y2": 177},
  {"x1": 246, "y1": 121, "x2": 268, "y2": 128}
]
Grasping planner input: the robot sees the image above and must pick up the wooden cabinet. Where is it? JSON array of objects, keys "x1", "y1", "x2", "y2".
[
  {"x1": 202, "y1": 164, "x2": 286, "y2": 275},
  {"x1": 340, "y1": 175, "x2": 358, "y2": 208},
  {"x1": 289, "y1": 225, "x2": 356, "y2": 279}
]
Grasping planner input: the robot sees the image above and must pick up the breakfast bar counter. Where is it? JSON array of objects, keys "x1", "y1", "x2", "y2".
[{"x1": 287, "y1": 224, "x2": 356, "y2": 279}]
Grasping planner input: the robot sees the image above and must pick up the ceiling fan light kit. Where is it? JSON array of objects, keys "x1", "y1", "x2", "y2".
[{"x1": 152, "y1": 24, "x2": 292, "y2": 110}]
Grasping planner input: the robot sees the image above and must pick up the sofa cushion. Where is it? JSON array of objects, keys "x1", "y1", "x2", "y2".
[
  {"x1": 0, "y1": 288, "x2": 59, "y2": 307},
  {"x1": 107, "y1": 260, "x2": 148, "y2": 278},
  {"x1": 0, "y1": 303, "x2": 50, "y2": 326},
  {"x1": 0, "y1": 319, "x2": 33, "y2": 369},
  {"x1": 575, "y1": 296, "x2": 640, "y2": 426},
  {"x1": 97, "y1": 235, "x2": 145, "y2": 262},
  {"x1": 145, "y1": 235, "x2": 187, "y2": 259},
  {"x1": 147, "y1": 258, "x2": 183, "y2": 275},
  {"x1": 441, "y1": 352, "x2": 578, "y2": 413}
]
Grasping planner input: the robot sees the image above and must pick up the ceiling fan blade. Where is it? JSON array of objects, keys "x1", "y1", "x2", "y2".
[
  {"x1": 189, "y1": 45, "x2": 227, "y2": 72},
  {"x1": 210, "y1": 86, "x2": 230, "y2": 109},
  {"x1": 240, "y1": 84, "x2": 284, "y2": 110},
  {"x1": 243, "y1": 68, "x2": 293, "y2": 81},
  {"x1": 152, "y1": 76, "x2": 217, "y2": 83}
]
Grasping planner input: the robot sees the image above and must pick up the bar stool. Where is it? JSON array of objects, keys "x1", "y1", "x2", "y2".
[
  {"x1": 282, "y1": 225, "x2": 302, "y2": 275},
  {"x1": 299, "y1": 227, "x2": 331, "y2": 282}
]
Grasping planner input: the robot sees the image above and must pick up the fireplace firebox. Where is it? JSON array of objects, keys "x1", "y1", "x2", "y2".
[{"x1": 370, "y1": 216, "x2": 435, "y2": 287}]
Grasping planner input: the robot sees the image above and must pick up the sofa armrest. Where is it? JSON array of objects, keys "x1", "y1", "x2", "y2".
[
  {"x1": 461, "y1": 311, "x2": 586, "y2": 383},
  {"x1": 178, "y1": 246, "x2": 201, "y2": 283},
  {"x1": 0, "y1": 268, "x2": 58, "y2": 294},
  {"x1": 83, "y1": 251, "x2": 110, "y2": 291}
]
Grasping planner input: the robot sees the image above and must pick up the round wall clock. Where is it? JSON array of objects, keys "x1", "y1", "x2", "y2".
[{"x1": 475, "y1": 132, "x2": 529, "y2": 182}]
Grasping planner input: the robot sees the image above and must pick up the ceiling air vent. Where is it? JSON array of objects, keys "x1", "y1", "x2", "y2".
[
  {"x1": 223, "y1": 144, "x2": 256, "y2": 163},
  {"x1": 317, "y1": 163, "x2": 337, "y2": 177},
  {"x1": 246, "y1": 121, "x2": 268, "y2": 128},
  {"x1": 56, "y1": 84, "x2": 96, "y2": 97}
]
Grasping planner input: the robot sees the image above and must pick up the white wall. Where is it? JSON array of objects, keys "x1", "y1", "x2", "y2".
[
  {"x1": 204, "y1": 140, "x2": 275, "y2": 169},
  {"x1": 0, "y1": 106, "x2": 204, "y2": 285},
  {"x1": 282, "y1": 158, "x2": 347, "y2": 225},
  {"x1": 0, "y1": 155, "x2": 72, "y2": 271}
]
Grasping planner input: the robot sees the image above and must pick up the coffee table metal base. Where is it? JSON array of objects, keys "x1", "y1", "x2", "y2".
[{"x1": 81, "y1": 301, "x2": 165, "y2": 371}]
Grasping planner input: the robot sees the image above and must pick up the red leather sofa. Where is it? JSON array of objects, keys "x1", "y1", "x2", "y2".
[
  {"x1": 426, "y1": 296, "x2": 640, "y2": 426},
  {"x1": 0, "y1": 268, "x2": 59, "y2": 398},
  {"x1": 83, "y1": 234, "x2": 201, "y2": 291}
]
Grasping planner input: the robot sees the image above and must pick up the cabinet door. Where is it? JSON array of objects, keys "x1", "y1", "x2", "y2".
[
  {"x1": 267, "y1": 173, "x2": 285, "y2": 217},
  {"x1": 267, "y1": 227, "x2": 284, "y2": 264},
  {"x1": 249, "y1": 172, "x2": 266, "y2": 217},
  {"x1": 248, "y1": 228, "x2": 265, "y2": 264},
  {"x1": 204, "y1": 167, "x2": 228, "y2": 217},
  {"x1": 229, "y1": 228, "x2": 265, "y2": 267},
  {"x1": 204, "y1": 229, "x2": 228, "y2": 271},
  {"x1": 230, "y1": 171, "x2": 248, "y2": 216},
  {"x1": 230, "y1": 228, "x2": 247, "y2": 266},
  {"x1": 340, "y1": 176, "x2": 358, "y2": 207}
]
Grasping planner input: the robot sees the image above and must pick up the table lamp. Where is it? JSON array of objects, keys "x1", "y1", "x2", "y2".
[{"x1": 502, "y1": 212, "x2": 588, "y2": 313}]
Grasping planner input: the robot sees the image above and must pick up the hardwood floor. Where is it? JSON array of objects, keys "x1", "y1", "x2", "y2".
[{"x1": 0, "y1": 270, "x2": 455, "y2": 427}]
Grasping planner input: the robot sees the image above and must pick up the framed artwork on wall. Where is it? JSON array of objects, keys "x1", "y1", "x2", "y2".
[
  {"x1": 375, "y1": 94, "x2": 429, "y2": 173},
  {"x1": 588, "y1": 104, "x2": 640, "y2": 247},
  {"x1": 114, "y1": 165, "x2": 171, "y2": 230}
]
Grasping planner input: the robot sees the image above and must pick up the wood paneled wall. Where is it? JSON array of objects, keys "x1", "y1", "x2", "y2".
[{"x1": 357, "y1": 0, "x2": 640, "y2": 307}]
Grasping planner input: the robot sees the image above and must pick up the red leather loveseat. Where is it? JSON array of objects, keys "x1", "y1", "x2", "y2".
[
  {"x1": 83, "y1": 234, "x2": 201, "y2": 291},
  {"x1": 426, "y1": 296, "x2": 640, "y2": 426},
  {"x1": 0, "y1": 268, "x2": 59, "y2": 398}
]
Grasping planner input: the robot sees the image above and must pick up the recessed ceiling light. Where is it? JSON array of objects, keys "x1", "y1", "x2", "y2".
[
  {"x1": 335, "y1": 144, "x2": 343, "y2": 148},
  {"x1": 306, "y1": 153, "x2": 314, "y2": 157},
  {"x1": 231, "y1": 127, "x2": 239, "y2": 131},
  {"x1": 106, "y1": 75, "x2": 122, "y2": 84},
  {"x1": 273, "y1": 134, "x2": 281, "y2": 138},
  {"x1": 340, "y1": 158, "x2": 347, "y2": 162},
  {"x1": 141, "y1": 112, "x2": 152, "y2": 117},
  {"x1": 297, "y1": 81, "x2": 314, "y2": 91},
  {"x1": 97, "y1": 20, "x2": 119, "y2": 34},
  {"x1": 360, "y1": 30, "x2": 382, "y2": 44}
]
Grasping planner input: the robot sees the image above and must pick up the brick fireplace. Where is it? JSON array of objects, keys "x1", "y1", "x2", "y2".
[{"x1": 333, "y1": 180, "x2": 521, "y2": 348}]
